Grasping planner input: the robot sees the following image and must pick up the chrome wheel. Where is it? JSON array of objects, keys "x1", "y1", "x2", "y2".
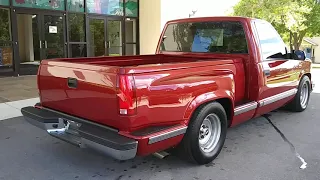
[
  {"x1": 300, "y1": 82, "x2": 309, "y2": 109},
  {"x1": 198, "y1": 113, "x2": 221, "y2": 153}
]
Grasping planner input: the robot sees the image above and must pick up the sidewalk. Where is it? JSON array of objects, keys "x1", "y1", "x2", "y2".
[
  {"x1": 0, "y1": 76, "x2": 39, "y2": 120},
  {"x1": 0, "y1": 76, "x2": 38, "y2": 103}
]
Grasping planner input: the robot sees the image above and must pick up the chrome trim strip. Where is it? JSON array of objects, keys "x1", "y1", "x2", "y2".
[
  {"x1": 148, "y1": 126, "x2": 187, "y2": 144},
  {"x1": 259, "y1": 88, "x2": 297, "y2": 107},
  {"x1": 234, "y1": 102, "x2": 258, "y2": 116}
]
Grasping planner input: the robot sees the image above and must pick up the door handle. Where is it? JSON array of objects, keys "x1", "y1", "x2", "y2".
[
  {"x1": 44, "y1": 41, "x2": 48, "y2": 48},
  {"x1": 39, "y1": 40, "x2": 42, "y2": 49},
  {"x1": 67, "y1": 78, "x2": 78, "y2": 88},
  {"x1": 264, "y1": 69, "x2": 271, "y2": 76}
]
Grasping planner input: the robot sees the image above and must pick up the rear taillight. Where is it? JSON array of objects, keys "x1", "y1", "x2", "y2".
[{"x1": 117, "y1": 75, "x2": 137, "y2": 115}]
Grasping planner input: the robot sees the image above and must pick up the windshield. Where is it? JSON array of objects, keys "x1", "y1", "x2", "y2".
[{"x1": 160, "y1": 21, "x2": 248, "y2": 54}]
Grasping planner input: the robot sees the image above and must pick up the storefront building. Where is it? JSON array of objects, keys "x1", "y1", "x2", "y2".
[
  {"x1": 0, "y1": 0, "x2": 139, "y2": 76},
  {"x1": 0, "y1": 0, "x2": 239, "y2": 77}
]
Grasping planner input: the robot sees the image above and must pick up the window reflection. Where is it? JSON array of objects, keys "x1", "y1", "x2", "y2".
[
  {"x1": 0, "y1": 43, "x2": 12, "y2": 66},
  {"x1": 69, "y1": 14, "x2": 85, "y2": 42},
  {"x1": 67, "y1": 0, "x2": 84, "y2": 12},
  {"x1": 126, "y1": 44, "x2": 136, "y2": 55},
  {"x1": 255, "y1": 20, "x2": 287, "y2": 59},
  {"x1": 89, "y1": 18, "x2": 105, "y2": 56},
  {"x1": 108, "y1": 20, "x2": 122, "y2": 56},
  {"x1": 86, "y1": 0, "x2": 124, "y2": 15},
  {"x1": 0, "y1": 0, "x2": 9, "y2": 6},
  {"x1": 161, "y1": 21, "x2": 248, "y2": 54},
  {"x1": 125, "y1": 18, "x2": 136, "y2": 43},
  {"x1": 0, "y1": 8, "x2": 11, "y2": 41},
  {"x1": 125, "y1": 0, "x2": 138, "y2": 17},
  {"x1": 70, "y1": 44, "x2": 87, "y2": 57},
  {"x1": 13, "y1": 0, "x2": 64, "y2": 10}
]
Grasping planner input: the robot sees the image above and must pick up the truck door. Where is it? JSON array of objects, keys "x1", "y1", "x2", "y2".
[{"x1": 253, "y1": 20, "x2": 301, "y2": 117}]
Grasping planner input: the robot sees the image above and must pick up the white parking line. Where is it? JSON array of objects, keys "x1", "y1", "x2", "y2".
[{"x1": 0, "y1": 97, "x2": 39, "y2": 121}]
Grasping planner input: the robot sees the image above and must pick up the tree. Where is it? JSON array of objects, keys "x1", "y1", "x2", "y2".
[{"x1": 232, "y1": 0, "x2": 320, "y2": 50}]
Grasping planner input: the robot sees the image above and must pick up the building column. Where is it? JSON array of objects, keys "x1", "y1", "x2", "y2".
[{"x1": 139, "y1": 0, "x2": 161, "y2": 55}]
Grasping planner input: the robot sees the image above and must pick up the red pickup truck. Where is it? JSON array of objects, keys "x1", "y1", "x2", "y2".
[{"x1": 22, "y1": 17, "x2": 314, "y2": 165}]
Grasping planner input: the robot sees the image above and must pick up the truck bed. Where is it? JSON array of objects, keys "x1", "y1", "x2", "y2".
[{"x1": 38, "y1": 54, "x2": 244, "y2": 131}]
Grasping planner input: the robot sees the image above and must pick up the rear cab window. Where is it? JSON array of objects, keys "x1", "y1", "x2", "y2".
[{"x1": 160, "y1": 21, "x2": 248, "y2": 54}]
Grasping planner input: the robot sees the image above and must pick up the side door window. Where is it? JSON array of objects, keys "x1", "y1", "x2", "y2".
[
  {"x1": 254, "y1": 20, "x2": 298, "y2": 98},
  {"x1": 254, "y1": 20, "x2": 287, "y2": 60}
]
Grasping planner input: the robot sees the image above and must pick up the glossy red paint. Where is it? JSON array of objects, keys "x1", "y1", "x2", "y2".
[
  {"x1": 118, "y1": 125, "x2": 187, "y2": 156},
  {"x1": 39, "y1": 55, "x2": 245, "y2": 131},
  {"x1": 36, "y1": 16, "x2": 312, "y2": 159},
  {"x1": 136, "y1": 135, "x2": 184, "y2": 156},
  {"x1": 231, "y1": 109, "x2": 256, "y2": 127}
]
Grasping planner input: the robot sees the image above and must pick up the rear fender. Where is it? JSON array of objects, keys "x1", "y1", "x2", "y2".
[{"x1": 183, "y1": 90, "x2": 235, "y2": 125}]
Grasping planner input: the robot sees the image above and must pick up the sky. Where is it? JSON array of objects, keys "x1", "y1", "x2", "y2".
[
  {"x1": 193, "y1": 0, "x2": 240, "y2": 17},
  {"x1": 160, "y1": 0, "x2": 241, "y2": 29}
]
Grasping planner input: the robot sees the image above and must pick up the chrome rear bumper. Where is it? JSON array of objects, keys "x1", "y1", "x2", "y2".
[{"x1": 21, "y1": 106, "x2": 138, "y2": 161}]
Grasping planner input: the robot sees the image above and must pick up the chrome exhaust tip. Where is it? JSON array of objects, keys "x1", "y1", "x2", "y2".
[{"x1": 153, "y1": 151, "x2": 170, "y2": 159}]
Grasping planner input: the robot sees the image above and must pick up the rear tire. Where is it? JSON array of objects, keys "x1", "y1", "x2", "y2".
[
  {"x1": 181, "y1": 102, "x2": 227, "y2": 165},
  {"x1": 285, "y1": 76, "x2": 311, "y2": 112}
]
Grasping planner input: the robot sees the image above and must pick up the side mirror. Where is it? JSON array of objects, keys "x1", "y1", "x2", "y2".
[
  {"x1": 294, "y1": 50, "x2": 306, "y2": 60},
  {"x1": 160, "y1": 36, "x2": 167, "y2": 51},
  {"x1": 162, "y1": 36, "x2": 167, "y2": 41}
]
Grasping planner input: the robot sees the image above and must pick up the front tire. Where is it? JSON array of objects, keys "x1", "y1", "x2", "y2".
[
  {"x1": 285, "y1": 75, "x2": 311, "y2": 112},
  {"x1": 181, "y1": 102, "x2": 227, "y2": 165}
]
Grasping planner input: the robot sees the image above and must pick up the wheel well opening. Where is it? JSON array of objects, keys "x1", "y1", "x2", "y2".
[
  {"x1": 191, "y1": 98, "x2": 232, "y2": 127},
  {"x1": 216, "y1": 98, "x2": 232, "y2": 127}
]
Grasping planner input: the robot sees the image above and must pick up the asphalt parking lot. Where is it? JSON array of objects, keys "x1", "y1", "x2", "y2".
[{"x1": 1, "y1": 70, "x2": 320, "y2": 180}]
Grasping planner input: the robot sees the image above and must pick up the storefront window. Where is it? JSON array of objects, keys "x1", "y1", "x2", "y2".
[
  {"x1": 0, "y1": 0, "x2": 9, "y2": 6},
  {"x1": 108, "y1": 20, "x2": 122, "y2": 56},
  {"x1": 68, "y1": 14, "x2": 85, "y2": 42},
  {"x1": 0, "y1": 43, "x2": 13, "y2": 66},
  {"x1": 13, "y1": 0, "x2": 65, "y2": 11},
  {"x1": 0, "y1": 8, "x2": 11, "y2": 41},
  {"x1": 125, "y1": 0, "x2": 137, "y2": 17},
  {"x1": 86, "y1": 0, "x2": 124, "y2": 15},
  {"x1": 125, "y1": 18, "x2": 136, "y2": 43},
  {"x1": 125, "y1": 18, "x2": 136, "y2": 55},
  {"x1": 70, "y1": 44, "x2": 87, "y2": 57},
  {"x1": 67, "y1": 0, "x2": 84, "y2": 12},
  {"x1": 125, "y1": 44, "x2": 136, "y2": 55}
]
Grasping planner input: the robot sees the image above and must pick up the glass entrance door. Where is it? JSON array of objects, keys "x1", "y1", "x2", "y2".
[
  {"x1": 16, "y1": 12, "x2": 42, "y2": 75},
  {"x1": 88, "y1": 17, "x2": 106, "y2": 57},
  {"x1": 0, "y1": 8, "x2": 14, "y2": 76},
  {"x1": 42, "y1": 14, "x2": 65, "y2": 59},
  {"x1": 107, "y1": 19, "x2": 123, "y2": 56},
  {"x1": 15, "y1": 11, "x2": 66, "y2": 75},
  {"x1": 88, "y1": 16, "x2": 124, "y2": 57}
]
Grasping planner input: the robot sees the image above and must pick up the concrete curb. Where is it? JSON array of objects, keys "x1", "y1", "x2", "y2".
[{"x1": 0, "y1": 97, "x2": 39, "y2": 121}]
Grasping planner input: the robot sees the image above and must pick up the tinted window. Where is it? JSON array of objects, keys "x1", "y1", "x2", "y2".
[
  {"x1": 68, "y1": 14, "x2": 85, "y2": 42},
  {"x1": 160, "y1": 21, "x2": 248, "y2": 54},
  {"x1": 0, "y1": 8, "x2": 11, "y2": 41},
  {"x1": 254, "y1": 20, "x2": 287, "y2": 59}
]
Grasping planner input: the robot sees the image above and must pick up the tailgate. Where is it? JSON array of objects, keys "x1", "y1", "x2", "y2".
[{"x1": 38, "y1": 60, "x2": 121, "y2": 129}]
